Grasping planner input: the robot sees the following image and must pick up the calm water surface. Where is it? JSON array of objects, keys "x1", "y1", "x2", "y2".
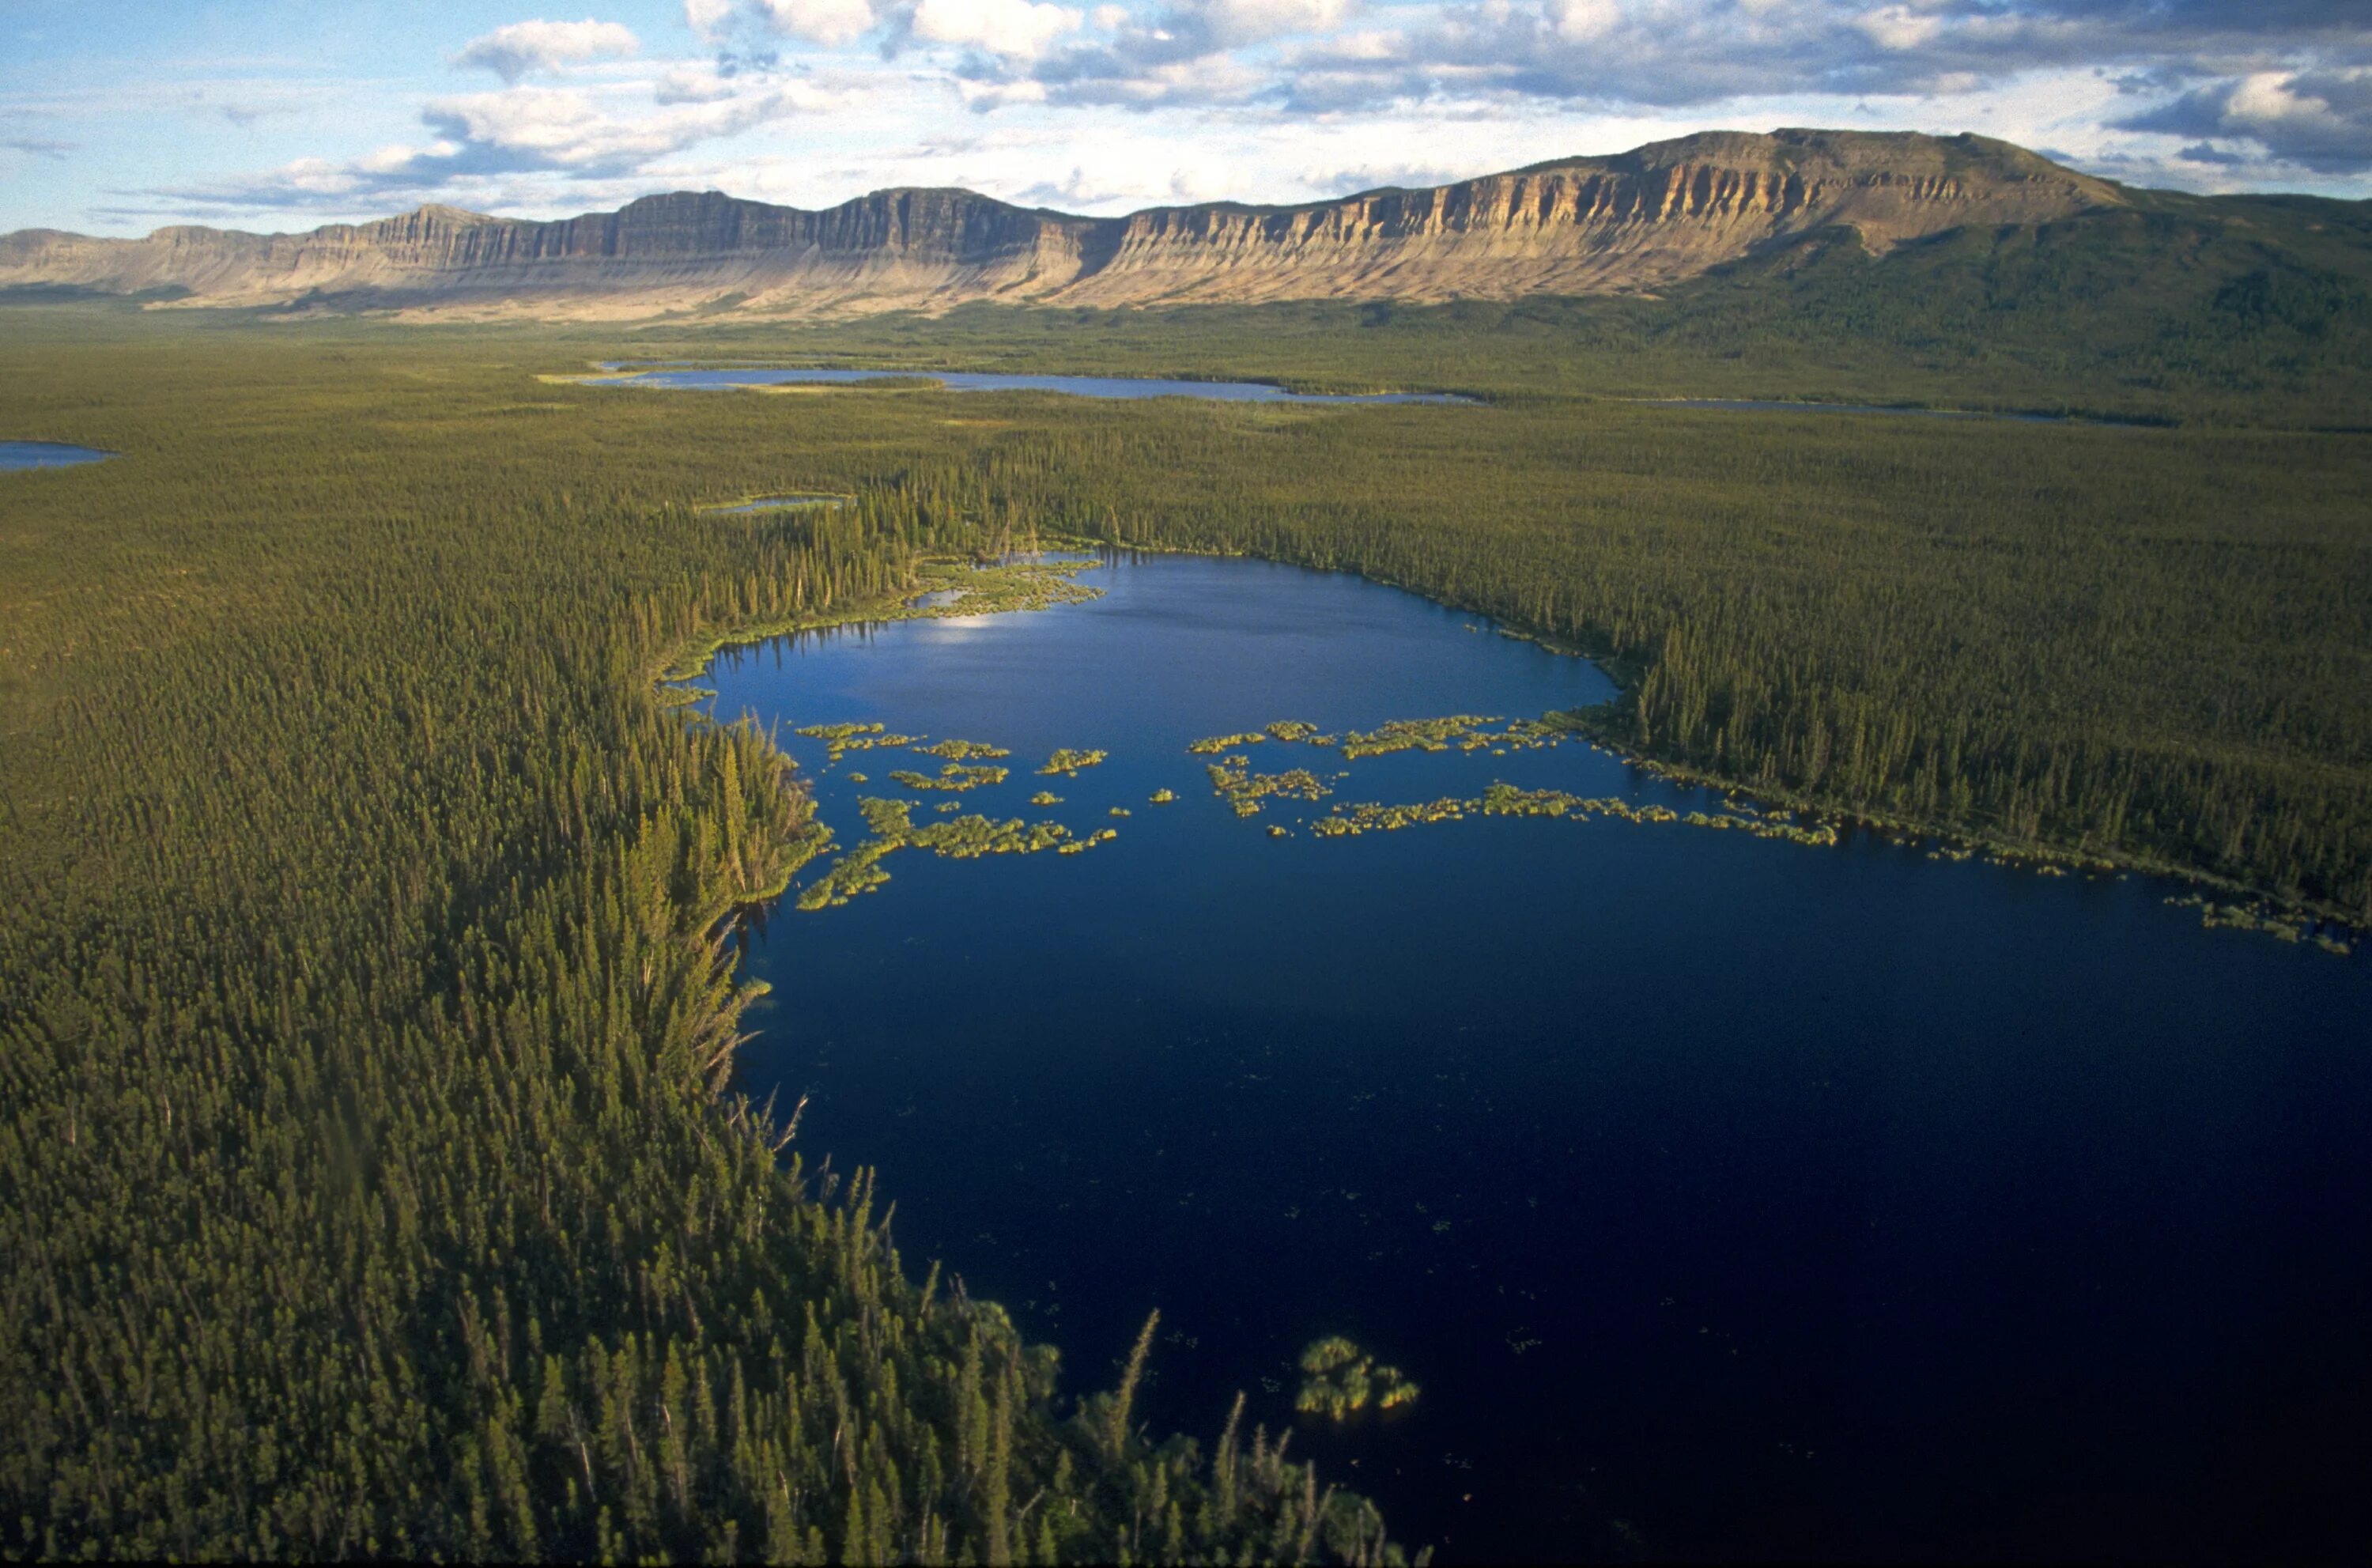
[
  {"x1": 0, "y1": 440, "x2": 114, "y2": 470},
  {"x1": 708, "y1": 553, "x2": 2369, "y2": 1562},
  {"x1": 602, "y1": 365, "x2": 1470, "y2": 404}
]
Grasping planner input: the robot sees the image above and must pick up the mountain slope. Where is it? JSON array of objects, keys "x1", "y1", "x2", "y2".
[{"x1": 0, "y1": 129, "x2": 2125, "y2": 319}]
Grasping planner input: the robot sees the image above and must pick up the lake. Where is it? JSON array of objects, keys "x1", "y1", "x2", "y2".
[
  {"x1": 704, "y1": 552, "x2": 2369, "y2": 1562},
  {"x1": 597, "y1": 365, "x2": 1470, "y2": 404},
  {"x1": 1, "y1": 440, "x2": 114, "y2": 470}
]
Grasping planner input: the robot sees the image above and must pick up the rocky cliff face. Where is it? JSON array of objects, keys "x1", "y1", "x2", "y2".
[{"x1": 0, "y1": 129, "x2": 2122, "y2": 319}]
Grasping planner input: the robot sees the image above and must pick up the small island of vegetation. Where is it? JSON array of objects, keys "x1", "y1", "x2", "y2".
[{"x1": 1295, "y1": 1337, "x2": 1420, "y2": 1419}]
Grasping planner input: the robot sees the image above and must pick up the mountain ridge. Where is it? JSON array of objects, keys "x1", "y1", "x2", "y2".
[{"x1": 0, "y1": 128, "x2": 2143, "y2": 319}]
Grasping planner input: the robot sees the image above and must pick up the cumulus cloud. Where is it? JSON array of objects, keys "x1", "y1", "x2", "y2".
[
  {"x1": 693, "y1": 0, "x2": 884, "y2": 46},
  {"x1": 913, "y1": 0, "x2": 1086, "y2": 59},
  {"x1": 161, "y1": 74, "x2": 833, "y2": 213},
  {"x1": 959, "y1": 0, "x2": 2372, "y2": 138},
  {"x1": 451, "y1": 18, "x2": 641, "y2": 82},
  {"x1": 2118, "y1": 66, "x2": 2372, "y2": 173}
]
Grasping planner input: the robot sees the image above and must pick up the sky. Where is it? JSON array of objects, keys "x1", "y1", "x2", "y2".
[{"x1": 2, "y1": 0, "x2": 2367, "y2": 236}]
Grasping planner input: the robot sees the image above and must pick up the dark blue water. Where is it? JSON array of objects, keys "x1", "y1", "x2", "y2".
[
  {"x1": 708, "y1": 553, "x2": 2370, "y2": 1562},
  {"x1": 601, "y1": 365, "x2": 1469, "y2": 404},
  {"x1": 0, "y1": 440, "x2": 114, "y2": 470}
]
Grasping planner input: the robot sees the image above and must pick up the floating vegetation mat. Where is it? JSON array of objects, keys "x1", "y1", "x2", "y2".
[
  {"x1": 912, "y1": 737, "x2": 1010, "y2": 761},
  {"x1": 2165, "y1": 894, "x2": 2354, "y2": 954},
  {"x1": 793, "y1": 722, "x2": 923, "y2": 762},
  {"x1": 1188, "y1": 713, "x2": 1570, "y2": 762},
  {"x1": 886, "y1": 762, "x2": 1009, "y2": 792},
  {"x1": 1295, "y1": 1337, "x2": 1418, "y2": 1419},
  {"x1": 1204, "y1": 754, "x2": 1331, "y2": 818},
  {"x1": 1038, "y1": 748, "x2": 1108, "y2": 777},
  {"x1": 1309, "y1": 783, "x2": 1840, "y2": 845},
  {"x1": 795, "y1": 796, "x2": 1093, "y2": 910}
]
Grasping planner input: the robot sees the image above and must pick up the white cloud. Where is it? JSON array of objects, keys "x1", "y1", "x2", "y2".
[
  {"x1": 451, "y1": 19, "x2": 640, "y2": 83},
  {"x1": 699, "y1": 0, "x2": 885, "y2": 45},
  {"x1": 1854, "y1": 6, "x2": 1941, "y2": 53},
  {"x1": 684, "y1": 0, "x2": 737, "y2": 36},
  {"x1": 914, "y1": 0, "x2": 1086, "y2": 59},
  {"x1": 421, "y1": 81, "x2": 829, "y2": 172},
  {"x1": 1550, "y1": 0, "x2": 1618, "y2": 44},
  {"x1": 1196, "y1": 0, "x2": 1355, "y2": 46}
]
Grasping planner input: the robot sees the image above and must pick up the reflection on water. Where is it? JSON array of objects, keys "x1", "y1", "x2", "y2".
[{"x1": 709, "y1": 551, "x2": 2369, "y2": 1562}]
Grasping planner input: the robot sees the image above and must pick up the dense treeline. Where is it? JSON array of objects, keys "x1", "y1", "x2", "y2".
[{"x1": 0, "y1": 318, "x2": 1399, "y2": 1560}]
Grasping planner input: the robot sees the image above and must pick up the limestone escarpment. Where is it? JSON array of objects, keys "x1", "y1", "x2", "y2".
[{"x1": 0, "y1": 129, "x2": 2123, "y2": 318}]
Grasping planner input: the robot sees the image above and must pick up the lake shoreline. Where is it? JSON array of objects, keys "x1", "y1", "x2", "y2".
[{"x1": 654, "y1": 534, "x2": 2359, "y2": 955}]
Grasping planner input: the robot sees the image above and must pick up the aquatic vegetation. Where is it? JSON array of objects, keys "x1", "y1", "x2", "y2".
[
  {"x1": 1302, "y1": 781, "x2": 1843, "y2": 847},
  {"x1": 1109, "y1": 807, "x2": 1132, "y2": 817},
  {"x1": 904, "y1": 555, "x2": 1102, "y2": 620},
  {"x1": 1338, "y1": 715, "x2": 1498, "y2": 759},
  {"x1": 845, "y1": 770, "x2": 868, "y2": 784},
  {"x1": 1309, "y1": 797, "x2": 1471, "y2": 836},
  {"x1": 1294, "y1": 1336, "x2": 1419, "y2": 1419},
  {"x1": 1265, "y1": 720, "x2": 1324, "y2": 742},
  {"x1": 2165, "y1": 894, "x2": 2355, "y2": 955},
  {"x1": 796, "y1": 795, "x2": 1075, "y2": 908},
  {"x1": 912, "y1": 737, "x2": 1011, "y2": 760},
  {"x1": 1206, "y1": 754, "x2": 1332, "y2": 817},
  {"x1": 1150, "y1": 788, "x2": 1178, "y2": 804},
  {"x1": 886, "y1": 762, "x2": 1010, "y2": 792},
  {"x1": 1188, "y1": 731, "x2": 1270, "y2": 754},
  {"x1": 794, "y1": 721, "x2": 929, "y2": 761},
  {"x1": 1326, "y1": 714, "x2": 1573, "y2": 760},
  {"x1": 1029, "y1": 790, "x2": 1063, "y2": 807},
  {"x1": 1038, "y1": 748, "x2": 1108, "y2": 777}
]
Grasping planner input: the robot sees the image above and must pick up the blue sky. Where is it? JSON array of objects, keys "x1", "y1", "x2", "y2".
[{"x1": 4, "y1": 0, "x2": 2367, "y2": 235}]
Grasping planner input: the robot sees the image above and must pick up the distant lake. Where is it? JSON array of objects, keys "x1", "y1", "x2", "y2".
[
  {"x1": 597, "y1": 365, "x2": 1471, "y2": 405},
  {"x1": 708, "y1": 552, "x2": 2368, "y2": 1562},
  {"x1": 1, "y1": 440, "x2": 114, "y2": 470}
]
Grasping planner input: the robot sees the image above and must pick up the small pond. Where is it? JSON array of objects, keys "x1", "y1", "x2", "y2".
[
  {"x1": 707, "y1": 551, "x2": 2367, "y2": 1562},
  {"x1": 1, "y1": 440, "x2": 115, "y2": 470},
  {"x1": 703, "y1": 493, "x2": 848, "y2": 514}
]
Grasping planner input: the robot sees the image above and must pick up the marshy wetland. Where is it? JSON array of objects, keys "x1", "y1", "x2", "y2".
[{"x1": 704, "y1": 549, "x2": 2372, "y2": 1562}]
